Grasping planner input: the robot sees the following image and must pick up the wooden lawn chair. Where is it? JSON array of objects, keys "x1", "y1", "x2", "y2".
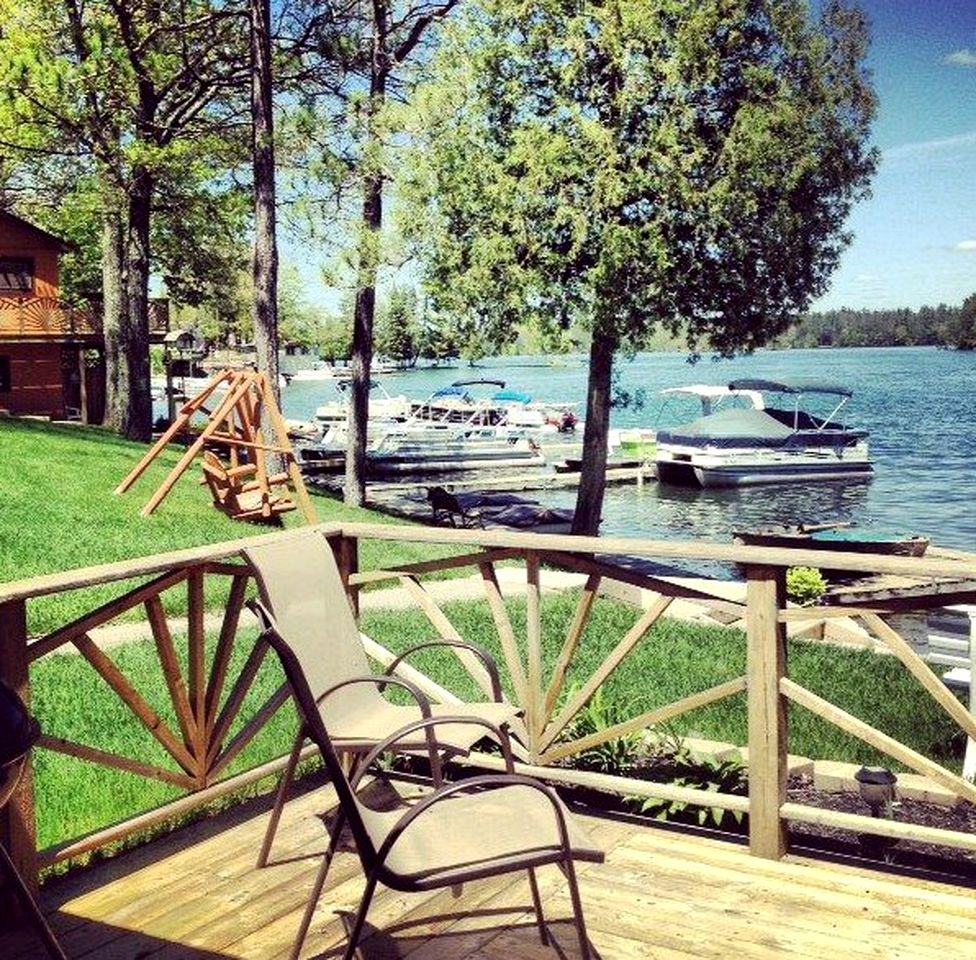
[
  {"x1": 258, "y1": 597, "x2": 604, "y2": 960},
  {"x1": 201, "y1": 450, "x2": 295, "y2": 523},
  {"x1": 242, "y1": 531, "x2": 522, "y2": 868}
]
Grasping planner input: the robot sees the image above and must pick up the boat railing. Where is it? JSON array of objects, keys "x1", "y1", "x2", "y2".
[{"x1": 2, "y1": 524, "x2": 976, "y2": 892}]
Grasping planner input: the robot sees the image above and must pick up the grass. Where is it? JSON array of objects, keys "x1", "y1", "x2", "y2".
[
  {"x1": 361, "y1": 593, "x2": 965, "y2": 775},
  {"x1": 0, "y1": 418, "x2": 457, "y2": 634}
]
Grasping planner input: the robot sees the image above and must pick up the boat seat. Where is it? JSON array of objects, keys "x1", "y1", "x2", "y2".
[{"x1": 201, "y1": 451, "x2": 296, "y2": 523}]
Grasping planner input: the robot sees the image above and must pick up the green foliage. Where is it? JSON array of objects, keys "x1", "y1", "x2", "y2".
[
  {"x1": 786, "y1": 566, "x2": 828, "y2": 606},
  {"x1": 401, "y1": 0, "x2": 878, "y2": 357},
  {"x1": 639, "y1": 748, "x2": 747, "y2": 828},
  {"x1": 560, "y1": 685, "x2": 643, "y2": 774}
]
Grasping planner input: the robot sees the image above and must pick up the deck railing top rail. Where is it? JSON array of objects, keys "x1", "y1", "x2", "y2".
[{"x1": 2, "y1": 519, "x2": 974, "y2": 605}]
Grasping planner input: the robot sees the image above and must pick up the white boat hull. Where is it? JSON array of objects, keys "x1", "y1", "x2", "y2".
[{"x1": 656, "y1": 442, "x2": 873, "y2": 487}]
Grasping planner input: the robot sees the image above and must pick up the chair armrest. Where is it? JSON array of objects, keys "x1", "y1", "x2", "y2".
[
  {"x1": 384, "y1": 640, "x2": 504, "y2": 702},
  {"x1": 375, "y1": 771, "x2": 576, "y2": 866},
  {"x1": 351, "y1": 714, "x2": 515, "y2": 789},
  {"x1": 315, "y1": 675, "x2": 433, "y2": 716}
]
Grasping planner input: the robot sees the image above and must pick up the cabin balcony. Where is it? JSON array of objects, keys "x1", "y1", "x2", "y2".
[
  {"x1": 2, "y1": 524, "x2": 976, "y2": 958},
  {"x1": 0, "y1": 297, "x2": 100, "y2": 339}
]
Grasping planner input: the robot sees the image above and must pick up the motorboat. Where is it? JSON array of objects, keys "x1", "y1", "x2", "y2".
[
  {"x1": 366, "y1": 427, "x2": 545, "y2": 475},
  {"x1": 314, "y1": 379, "x2": 412, "y2": 430},
  {"x1": 609, "y1": 384, "x2": 763, "y2": 463},
  {"x1": 655, "y1": 378, "x2": 874, "y2": 487}
]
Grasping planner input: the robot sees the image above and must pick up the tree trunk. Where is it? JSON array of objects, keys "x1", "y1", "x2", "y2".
[
  {"x1": 344, "y1": 66, "x2": 387, "y2": 506},
  {"x1": 572, "y1": 329, "x2": 616, "y2": 536},
  {"x1": 250, "y1": 0, "x2": 280, "y2": 411},
  {"x1": 121, "y1": 167, "x2": 153, "y2": 442},
  {"x1": 101, "y1": 205, "x2": 127, "y2": 432}
]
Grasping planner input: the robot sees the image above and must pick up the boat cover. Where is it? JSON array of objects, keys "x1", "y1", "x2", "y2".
[
  {"x1": 728, "y1": 378, "x2": 853, "y2": 397},
  {"x1": 656, "y1": 407, "x2": 865, "y2": 449},
  {"x1": 492, "y1": 389, "x2": 533, "y2": 404}
]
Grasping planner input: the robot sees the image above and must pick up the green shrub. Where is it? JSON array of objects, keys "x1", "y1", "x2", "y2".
[{"x1": 786, "y1": 566, "x2": 827, "y2": 605}]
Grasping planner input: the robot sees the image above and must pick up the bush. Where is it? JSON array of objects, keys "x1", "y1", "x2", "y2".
[{"x1": 786, "y1": 566, "x2": 827, "y2": 605}]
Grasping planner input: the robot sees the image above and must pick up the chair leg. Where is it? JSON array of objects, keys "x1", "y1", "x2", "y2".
[
  {"x1": 342, "y1": 872, "x2": 379, "y2": 960},
  {"x1": 257, "y1": 727, "x2": 306, "y2": 868},
  {"x1": 527, "y1": 867, "x2": 548, "y2": 945},
  {"x1": 561, "y1": 857, "x2": 593, "y2": 960},
  {"x1": 289, "y1": 808, "x2": 347, "y2": 960},
  {"x1": 0, "y1": 843, "x2": 68, "y2": 960}
]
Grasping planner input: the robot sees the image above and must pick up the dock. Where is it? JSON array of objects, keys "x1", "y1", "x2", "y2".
[{"x1": 364, "y1": 463, "x2": 656, "y2": 496}]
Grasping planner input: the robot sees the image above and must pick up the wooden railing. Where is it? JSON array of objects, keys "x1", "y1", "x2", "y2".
[
  {"x1": 2, "y1": 522, "x2": 976, "y2": 893},
  {"x1": 0, "y1": 297, "x2": 100, "y2": 336}
]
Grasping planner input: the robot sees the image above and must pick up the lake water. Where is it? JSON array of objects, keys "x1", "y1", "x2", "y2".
[{"x1": 279, "y1": 347, "x2": 976, "y2": 553}]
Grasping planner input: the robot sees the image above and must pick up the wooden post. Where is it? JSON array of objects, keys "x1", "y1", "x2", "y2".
[
  {"x1": 745, "y1": 564, "x2": 788, "y2": 860},
  {"x1": 963, "y1": 605, "x2": 976, "y2": 781},
  {"x1": 335, "y1": 535, "x2": 360, "y2": 620},
  {"x1": 77, "y1": 347, "x2": 89, "y2": 424},
  {"x1": 526, "y1": 552, "x2": 542, "y2": 760},
  {"x1": 0, "y1": 599, "x2": 39, "y2": 900}
]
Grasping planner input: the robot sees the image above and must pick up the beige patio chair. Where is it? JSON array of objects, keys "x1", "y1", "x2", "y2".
[
  {"x1": 258, "y1": 608, "x2": 604, "y2": 960},
  {"x1": 242, "y1": 531, "x2": 523, "y2": 867}
]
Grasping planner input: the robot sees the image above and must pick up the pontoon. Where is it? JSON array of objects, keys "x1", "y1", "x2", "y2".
[{"x1": 655, "y1": 378, "x2": 874, "y2": 487}]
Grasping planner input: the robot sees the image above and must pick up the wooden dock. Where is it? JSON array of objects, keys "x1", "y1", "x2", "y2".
[
  {"x1": 366, "y1": 463, "x2": 655, "y2": 496},
  {"x1": 5, "y1": 777, "x2": 976, "y2": 959}
]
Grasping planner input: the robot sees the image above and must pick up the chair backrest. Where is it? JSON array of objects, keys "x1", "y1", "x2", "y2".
[
  {"x1": 201, "y1": 451, "x2": 235, "y2": 508},
  {"x1": 243, "y1": 532, "x2": 376, "y2": 721},
  {"x1": 258, "y1": 618, "x2": 381, "y2": 867}
]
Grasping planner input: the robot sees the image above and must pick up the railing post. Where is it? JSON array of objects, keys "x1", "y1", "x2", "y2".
[
  {"x1": 335, "y1": 535, "x2": 360, "y2": 620},
  {"x1": 745, "y1": 564, "x2": 788, "y2": 859},
  {"x1": 0, "y1": 598, "x2": 39, "y2": 899}
]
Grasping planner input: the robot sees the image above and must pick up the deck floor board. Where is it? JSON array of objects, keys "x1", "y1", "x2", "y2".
[{"x1": 4, "y1": 778, "x2": 975, "y2": 960}]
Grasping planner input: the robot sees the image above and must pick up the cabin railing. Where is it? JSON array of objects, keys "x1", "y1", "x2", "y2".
[
  {"x1": 0, "y1": 297, "x2": 100, "y2": 336},
  {"x1": 2, "y1": 522, "x2": 976, "y2": 893}
]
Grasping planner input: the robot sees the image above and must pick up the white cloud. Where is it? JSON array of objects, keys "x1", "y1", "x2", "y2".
[
  {"x1": 945, "y1": 49, "x2": 976, "y2": 69},
  {"x1": 953, "y1": 239, "x2": 976, "y2": 252},
  {"x1": 882, "y1": 130, "x2": 976, "y2": 162}
]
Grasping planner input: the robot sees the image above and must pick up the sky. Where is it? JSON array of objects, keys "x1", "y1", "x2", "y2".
[
  {"x1": 287, "y1": 1, "x2": 976, "y2": 316},
  {"x1": 811, "y1": 0, "x2": 976, "y2": 311}
]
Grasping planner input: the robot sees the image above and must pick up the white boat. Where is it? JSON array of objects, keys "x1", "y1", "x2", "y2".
[
  {"x1": 366, "y1": 428, "x2": 545, "y2": 474},
  {"x1": 290, "y1": 361, "x2": 336, "y2": 382},
  {"x1": 655, "y1": 378, "x2": 874, "y2": 487},
  {"x1": 314, "y1": 379, "x2": 412, "y2": 429}
]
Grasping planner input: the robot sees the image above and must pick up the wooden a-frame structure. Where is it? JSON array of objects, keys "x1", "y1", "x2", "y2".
[{"x1": 115, "y1": 368, "x2": 318, "y2": 524}]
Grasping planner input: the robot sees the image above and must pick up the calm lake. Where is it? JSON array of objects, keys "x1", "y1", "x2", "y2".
[{"x1": 280, "y1": 346, "x2": 976, "y2": 553}]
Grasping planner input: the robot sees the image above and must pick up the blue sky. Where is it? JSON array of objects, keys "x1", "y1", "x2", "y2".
[
  {"x1": 287, "y1": 1, "x2": 976, "y2": 315},
  {"x1": 812, "y1": 0, "x2": 976, "y2": 311}
]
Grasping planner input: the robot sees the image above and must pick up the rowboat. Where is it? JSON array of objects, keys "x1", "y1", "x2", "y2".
[{"x1": 732, "y1": 524, "x2": 929, "y2": 557}]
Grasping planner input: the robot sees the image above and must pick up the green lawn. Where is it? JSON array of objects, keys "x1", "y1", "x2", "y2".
[{"x1": 0, "y1": 418, "x2": 454, "y2": 633}]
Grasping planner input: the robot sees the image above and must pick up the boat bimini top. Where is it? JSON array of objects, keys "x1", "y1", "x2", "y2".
[
  {"x1": 659, "y1": 384, "x2": 765, "y2": 416},
  {"x1": 727, "y1": 379, "x2": 856, "y2": 433}
]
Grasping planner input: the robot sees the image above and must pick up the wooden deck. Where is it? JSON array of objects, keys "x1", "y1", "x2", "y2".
[{"x1": 4, "y1": 777, "x2": 976, "y2": 960}]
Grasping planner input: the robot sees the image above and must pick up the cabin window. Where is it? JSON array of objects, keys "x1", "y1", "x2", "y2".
[
  {"x1": 0, "y1": 356, "x2": 10, "y2": 392},
  {"x1": 0, "y1": 258, "x2": 34, "y2": 294}
]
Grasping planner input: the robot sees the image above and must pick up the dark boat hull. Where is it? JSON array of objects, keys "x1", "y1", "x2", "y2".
[{"x1": 733, "y1": 528, "x2": 929, "y2": 557}]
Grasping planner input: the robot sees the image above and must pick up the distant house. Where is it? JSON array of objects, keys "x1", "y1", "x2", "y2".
[{"x1": 0, "y1": 211, "x2": 105, "y2": 422}]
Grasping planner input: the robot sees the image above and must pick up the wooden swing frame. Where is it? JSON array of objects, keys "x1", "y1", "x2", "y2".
[{"x1": 115, "y1": 368, "x2": 318, "y2": 525}]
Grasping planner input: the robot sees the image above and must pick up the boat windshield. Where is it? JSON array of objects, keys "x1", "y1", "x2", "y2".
[{"x1": 654, "y1": 385, "x2": 764, "y2": 428}]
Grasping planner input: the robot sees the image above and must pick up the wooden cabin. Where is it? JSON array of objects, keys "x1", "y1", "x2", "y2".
[{"x1": 0, "y1": 210, "x2": 104, "y2": 422}]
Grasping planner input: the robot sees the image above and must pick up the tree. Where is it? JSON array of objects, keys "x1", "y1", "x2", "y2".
[
  {"x1": 0, "y1": 0, "x2": 248, "y2": 440},
  {"x1": 402, "y1": 0, "x2": 877, "y2": 533},
  {"x1": 376, "y1": 287, "x2": 421, "y2": 365},
  {"x1": 280, "y1": 0, "x2": 463, "y2": 505}
]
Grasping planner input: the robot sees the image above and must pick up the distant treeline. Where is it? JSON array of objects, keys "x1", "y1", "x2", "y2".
[{"x1": 778, "y1": 295, "x2": 976, "y2": 350}]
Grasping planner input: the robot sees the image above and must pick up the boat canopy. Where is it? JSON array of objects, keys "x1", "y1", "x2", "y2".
[
  {"x1": 451, "y1": 379, "x2": 506, "y2": 389},
  {"x1": 493, "y1": 389, "x2": 533, "y2": 404},
  {"x1": 430, "y1": 385, "x2": 470, "y2": 399},
  {"x1": 728, "y1": 378, "x2": 853, "y2": 397},
  {"x1": 656, "y1": 407, "x2": 865, "y2": 449}
]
